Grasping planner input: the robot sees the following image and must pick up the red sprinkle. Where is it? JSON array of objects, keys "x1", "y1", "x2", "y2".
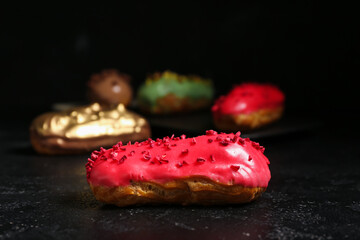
[
  {"x1": 92, "y1": 150, "x2": 100, "y2": 155},
  {"x1": 248, "y1": 155, "x2": 253, "y2": 161},
  {"x1": 181, "y1": 149, "x2": 189, "y2": 154},
  {"x1": 210, "y1": 154, "x2": 215, "y2": 162},
  {"x1": 120, "y1": 147, "x2": 126, "y2": 151},
  {"x1": 260, "y1": 146, "x2": 265, "y2": 153},
  {"x1": 180, "y1": 134, "x2": 186, "y2": 139},
  {"x1": 196, "y1": 157, "x2": 206, "y2": 163},
  {"x1": 216, "y1": 136, "x2": 223, "y2": 141},
  {"x1": 110, "y1": 151, "x2": 118, "y2": 158},
  {"x1": 176, "y1": 163, "x2": 183, "y2": 168},
  {"x1": 100, "y1": 155, "x2": 107, "y2": 161},
  {"x1": 91, "y1": 152, "x2": 99, "y2": 160},
  {"x1": 220, "y1": 141, "x2": 229, "y2": 146},
  {"x1": 252, "y1": 142, "x2": 261, "y2": 149},
  {"x1": 143, "y1": 154, "x2": 151, "y2": 161},
  {"x1": 238, "y1": 138, "x2": 245, "y2": 145},
  {"x1": 206, "y1": 130, "x2": 217, "y2": 136},
  {"x1": 231, "y1": 165, "x2": 240, "y2": 171},
  {"x1": 208, "y1": 139, "x2": 213, "y2": 143},
  {"x1": 159, "y1": 159, "x2": 169, "y2": 164},
  {"x1": 119, "y1": 155, "x2": 127, "y2": 164},
  {"x1": 191, "y1": 138, "x2": 197, "y2": 144},
  {"x1": 129, "y1": 151, "x2": 135, "y2": 156}
]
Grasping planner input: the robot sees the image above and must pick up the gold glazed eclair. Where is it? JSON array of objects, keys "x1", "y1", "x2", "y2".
[
  {"x1": 30, "y1": 103, "x2": 151, "y2": 154},
  {"x1": 86, "y1": 130, "x2": 270, "y2": 206}
]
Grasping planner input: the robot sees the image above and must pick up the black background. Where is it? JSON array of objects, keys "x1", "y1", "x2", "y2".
[
  {"x1": 1, "y1": 3, "x2": 360, "y2": 239},
  {"x1": 1, "y1": 2, "x2": 359, "y2": 116}
]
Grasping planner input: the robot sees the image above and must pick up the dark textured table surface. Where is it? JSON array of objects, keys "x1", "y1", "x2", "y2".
[{"x1": 1, "y1": 113, "x2": 360, "y2": 240}]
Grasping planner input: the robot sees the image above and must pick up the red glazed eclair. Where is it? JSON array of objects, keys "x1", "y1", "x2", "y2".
[
  {"x1": 86, "y1": 130, "x2": 270, "y2": 206},
  {"x1": 212, "y1": 83, "x2": 285, "y2": 131}
]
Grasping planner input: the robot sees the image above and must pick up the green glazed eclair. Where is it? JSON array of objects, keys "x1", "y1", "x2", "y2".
[{"x1": 137, "y1": 71, "x2": 214, "y2": 114}]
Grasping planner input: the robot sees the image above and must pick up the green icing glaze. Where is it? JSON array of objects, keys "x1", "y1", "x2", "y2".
[{"x1": 137, "y1": 72, "x2": 214, "y2": 107}]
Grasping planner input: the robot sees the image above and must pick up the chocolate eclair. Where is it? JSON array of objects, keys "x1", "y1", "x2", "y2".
[
  {"x1": 87, "y1": 69, "x2": 133, "y2": 106},
  {"x1": 30, "y1": 103, "x2": 151, "y2": 154}
]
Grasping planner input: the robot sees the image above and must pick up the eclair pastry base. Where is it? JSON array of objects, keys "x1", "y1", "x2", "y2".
[
  {"x1": 90, "y1": 177, "x2": 266, "y2": 206},
  {"x1": 30, "y1": 130, "x2": 150, "y2": 155},
  {"x1": 139, "y1": 93, "x2": 211, "y2": 114},
  {"x1": 214, "y1": 107, "x2": 284, "y2": 132}
]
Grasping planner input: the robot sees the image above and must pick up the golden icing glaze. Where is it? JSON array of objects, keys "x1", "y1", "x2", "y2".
[{"x1": 31, "y1": 103, "x2": 148, "y2": 139}]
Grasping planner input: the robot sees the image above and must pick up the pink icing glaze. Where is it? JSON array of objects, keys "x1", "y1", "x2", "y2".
[
  {"x1": 86, "y1": 130, "x2": 271, "y2": 188},
  {"x1": 212, "y1": 83, "x2": 285, "y2": 118}
]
